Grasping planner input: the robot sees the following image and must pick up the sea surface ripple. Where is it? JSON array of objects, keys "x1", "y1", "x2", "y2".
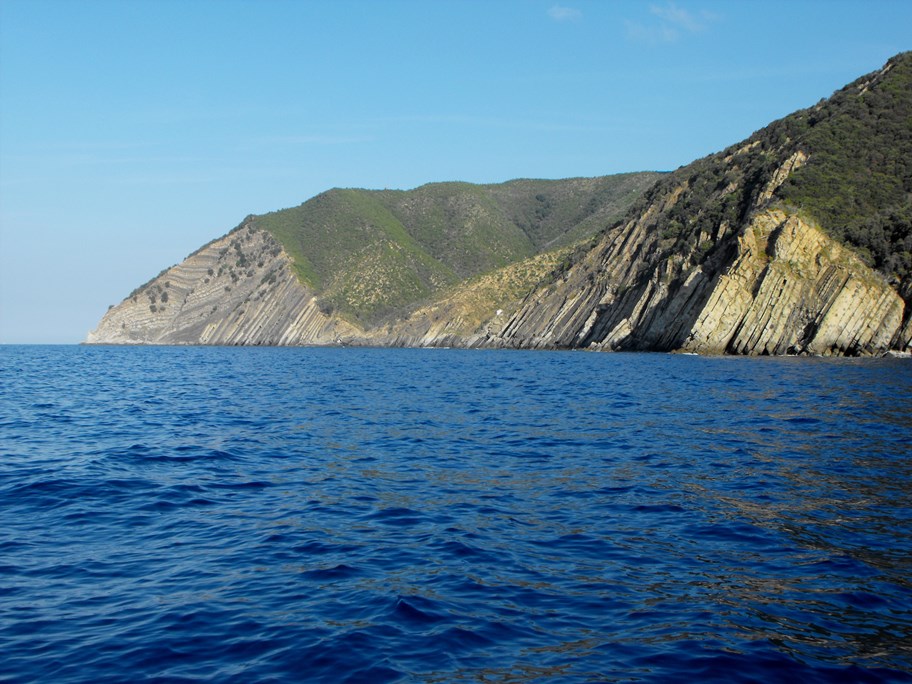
[{"x1": 1, "y1": 346, "x2": 911, "y2": 682}]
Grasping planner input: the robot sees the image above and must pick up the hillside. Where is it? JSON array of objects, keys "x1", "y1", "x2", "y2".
[
  {"x1": 251, "y1": 173, "x2": 660, "y2": 325},
  {"x1": 86, "y1": 173, "x2": 660, "y2": 345},
  {"x1": 88, "y1": 53, "x2": 912, "y2": 355},
  {"x1": 496, "y1": 52, "x2": 912, "y2": 355}
]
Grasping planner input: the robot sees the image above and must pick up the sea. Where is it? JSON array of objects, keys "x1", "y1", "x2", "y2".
[{"x1": 1, "y1": 345, "x2": 910, "y2": 683}]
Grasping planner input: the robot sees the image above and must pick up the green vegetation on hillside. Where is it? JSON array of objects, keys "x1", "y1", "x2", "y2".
[
  {"x1": 775, "y1": 52, "x2": 912, "y2": 286},
  {"x1": 613, "y1": 51, "x2": 912, "y2": 297},
  {"x1": 252, "y1": 172, "x2": 661, "y2": 324}
]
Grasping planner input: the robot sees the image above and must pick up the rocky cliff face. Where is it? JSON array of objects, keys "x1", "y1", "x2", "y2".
[
  {"x1": 487, "y1": 52, "x2": 912, "y2": 357},
  {"x1": 686, "y1": 211, "x2": 906, "y2": 355},
  {"x1": 89, "y1": 55, "x2": 912, "y2": 356},
  {"x1": 87, "y1": 223, "x2": 356, "y2": 346},
  {"x1": 496, "y1": 206, "x2": 908, "y2": 355},
  {"x1": 88, "y1": 182, "x2": 911, "y2": 355},
  {"x1": 87, "y1": 174, "x2": 658, "y2": 348},
  {"x1": 493, "y1": 133, "x2": 910, "y2": 356}
]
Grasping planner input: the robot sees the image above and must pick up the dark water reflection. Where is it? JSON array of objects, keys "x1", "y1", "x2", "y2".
[{"x1": 1, "y1": 346, "x2": 910, "y2": 682}]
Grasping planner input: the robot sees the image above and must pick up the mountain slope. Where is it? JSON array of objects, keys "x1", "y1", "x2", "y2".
[
  {"x1": 252, "y1": 173, "x2": 661, "y2": 324},
  {"x1": 495, "y1": 52, "x2": 912, "y2": 356},
  {"x1": 87, "y1": 173, "x2": 660, "y2": 344},
  {"x1": 86, "y1": 225, "x2": 358, "y2": 346},
  {"x1": 88, "y1": 54, "x2": 912, "y2": 355}
]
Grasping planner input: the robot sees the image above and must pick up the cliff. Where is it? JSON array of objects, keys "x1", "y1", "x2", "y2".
[
  {"x1": 496, "y1": 204, "x2": 908, "y2": 355},
  {"x1": 491, "y1": 52, "x2": 912, "y2": 356},
  {"x1": 88, "y1": 174, "x2": 658, "y2": 346},
  {"x1": 86, "y1": 224, "x2": 355, "y2": 346},
  {"x1": 88, "y1": 53, "x2": 912, "y2": 356}
]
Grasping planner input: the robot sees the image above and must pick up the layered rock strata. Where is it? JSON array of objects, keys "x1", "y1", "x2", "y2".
[
  {"x1": 88, "y1": 207, "x2": 911, "y2": 355},
  {"x1": 88, "y1": 51, "x2": 912, "y2": 357},
  {"x1": 496, "y1": 209, "x2": 908, "y2": 356},
  {"x1": 87, "y1": 223, "x2": 355, "y2": 345}
]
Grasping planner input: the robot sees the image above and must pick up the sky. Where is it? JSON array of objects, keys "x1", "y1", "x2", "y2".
[{"x1": 0, "y1": 0, "x2": 910, "y2": 344}]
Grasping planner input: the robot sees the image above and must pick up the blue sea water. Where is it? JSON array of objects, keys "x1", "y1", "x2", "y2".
[{"x1": 1, "y1": 345, "x2": 911, "y2": 683}]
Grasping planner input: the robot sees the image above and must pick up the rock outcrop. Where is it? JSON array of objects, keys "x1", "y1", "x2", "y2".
[
  {"x1": 487, "y1": 52, "x2": 912, "y2": 357},
  {"x1": 89, "y1": 197, "x2": 910, "y2": 355},
  {"x1": 87, "y1": 223, "x2": 356, "y2": 346},
  {"x1": 495, "y1": 208, "x2": 909, "y2": 355}
]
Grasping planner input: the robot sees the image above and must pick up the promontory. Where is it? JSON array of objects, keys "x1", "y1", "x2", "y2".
[{"x1": 88, "y1": 52, "x2": 912, "y2": 356}]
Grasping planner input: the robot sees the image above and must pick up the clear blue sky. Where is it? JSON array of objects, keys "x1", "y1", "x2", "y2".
[{"x1": 1, "y1": 0, "x2": 909, "y2": 343}]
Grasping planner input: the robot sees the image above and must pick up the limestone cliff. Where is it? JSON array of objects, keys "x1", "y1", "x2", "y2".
[
  {"x1": 496, "y1": 206, "x2": 908, "y2": 355},
  {"x1": 87, "y1": 222, "x2": 357, "y2": 345},
  {"x1": 686, "y1": 212, "x2": 905, "y2": 355},
  {"x1": 489, "y1": 53, "x2": 912, "y2": 356}
]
